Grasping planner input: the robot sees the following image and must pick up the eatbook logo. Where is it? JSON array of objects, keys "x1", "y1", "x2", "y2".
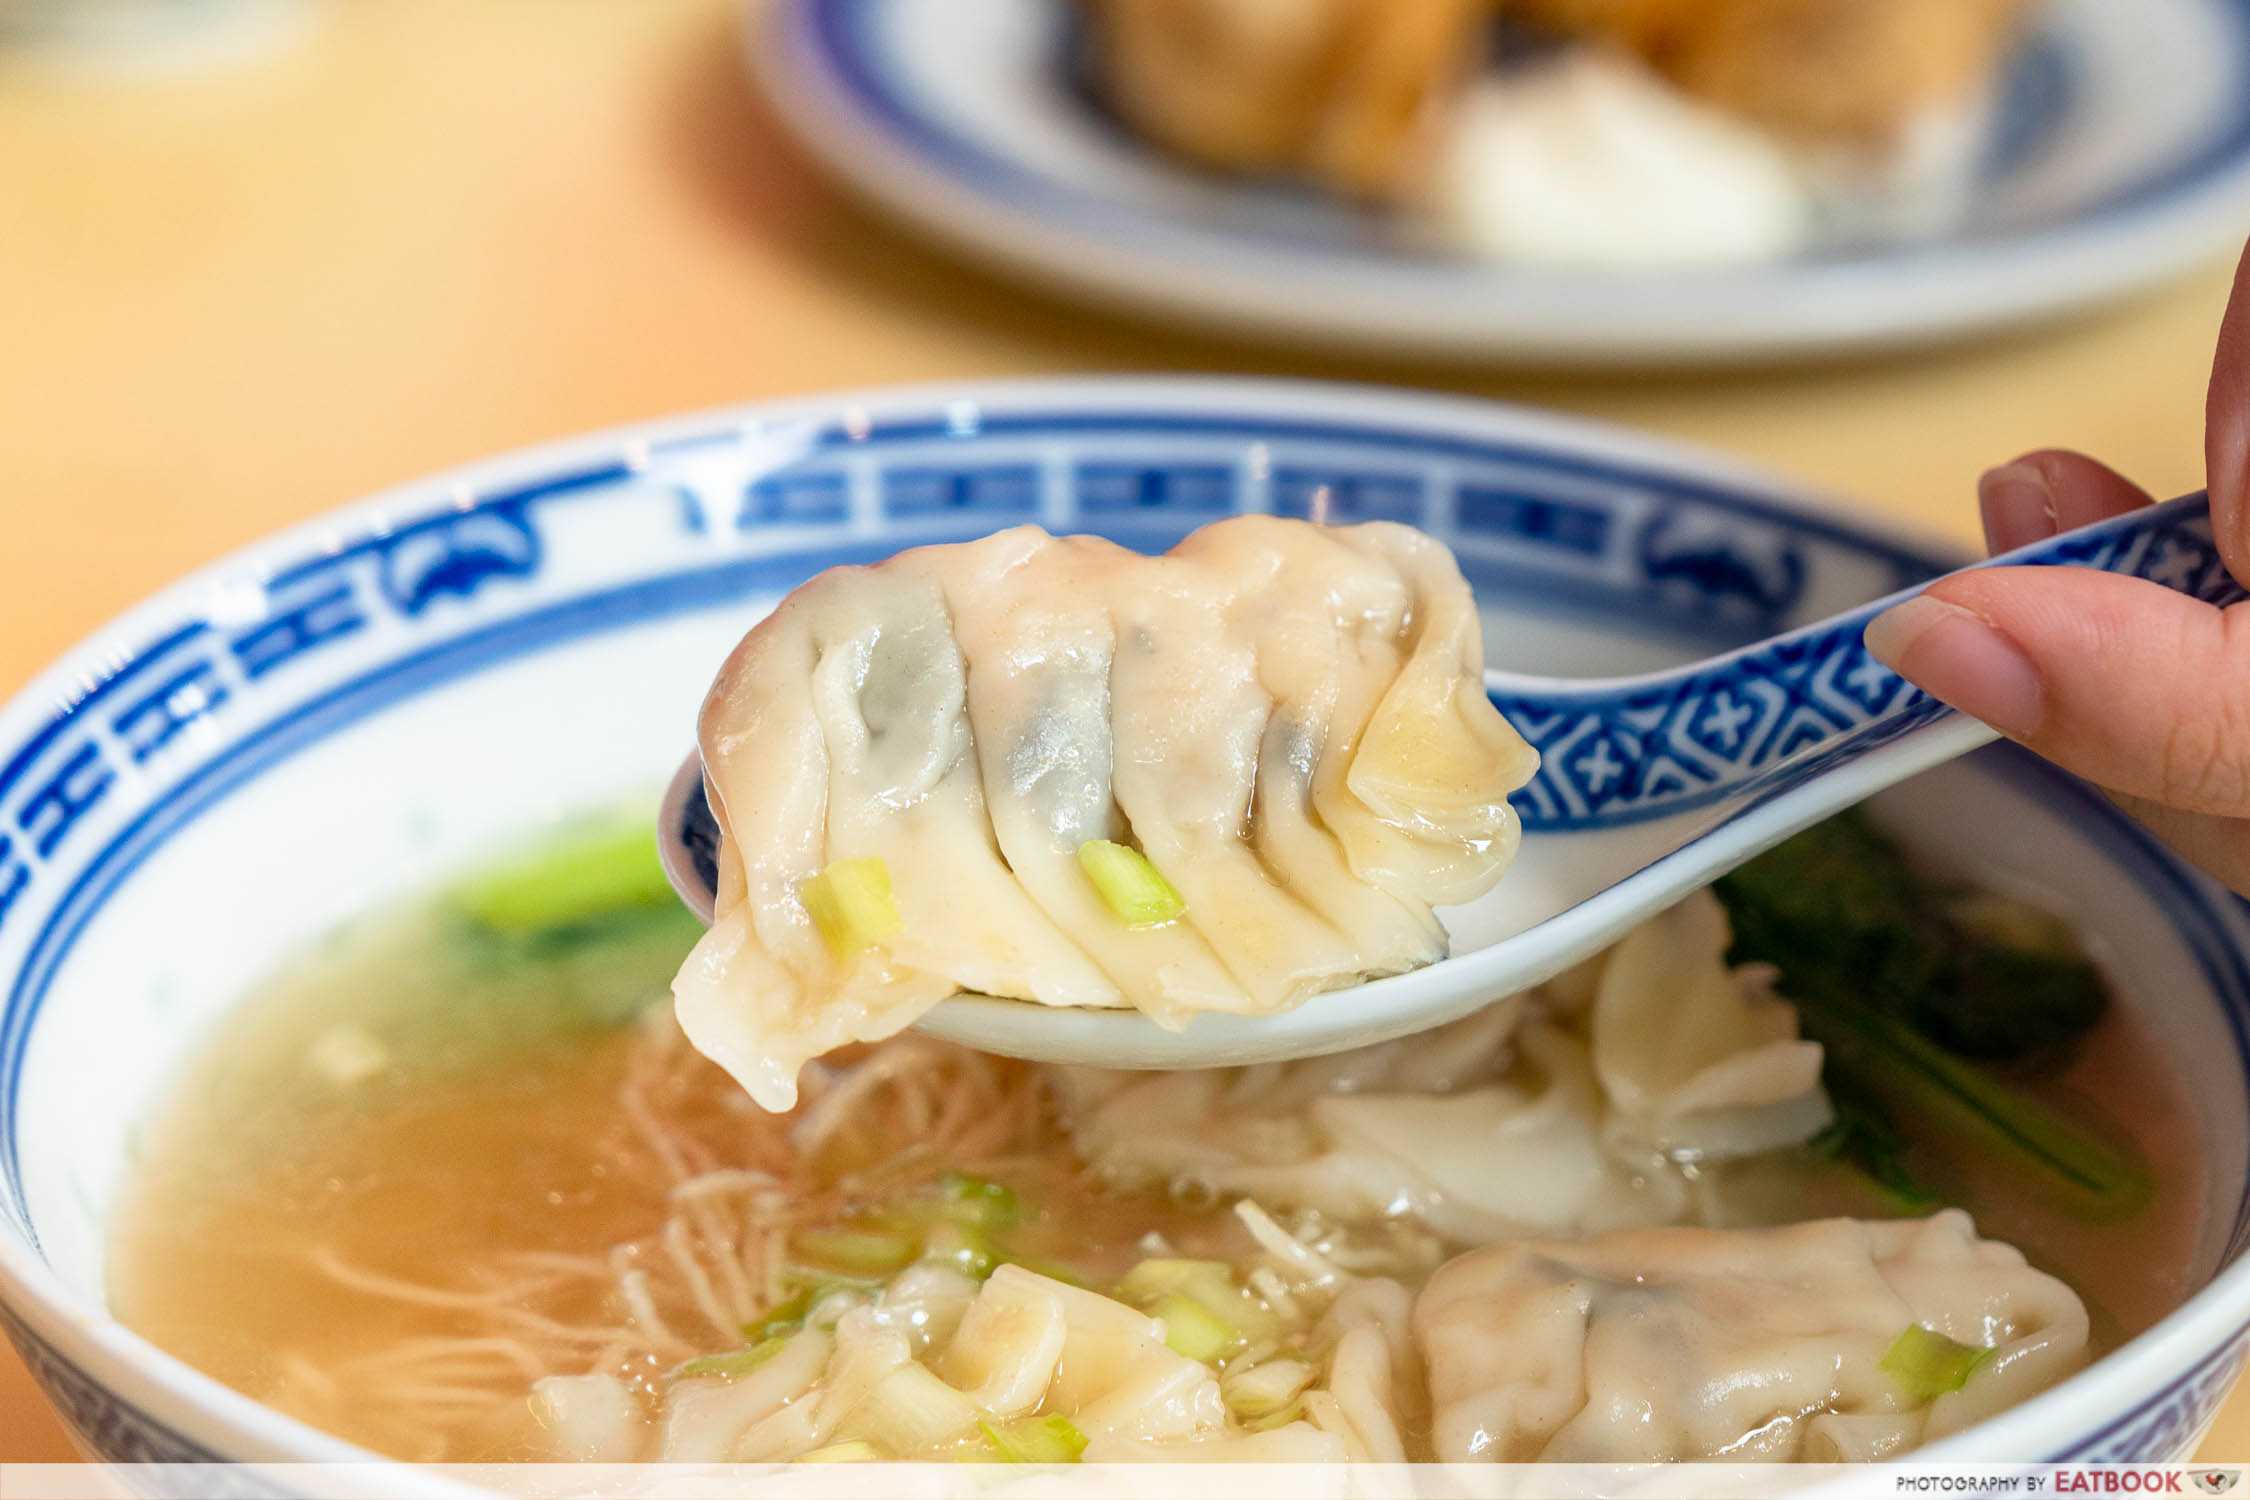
[{"x1": 2192, "y1": 1472, "x2": 2240, "y2": 1495}]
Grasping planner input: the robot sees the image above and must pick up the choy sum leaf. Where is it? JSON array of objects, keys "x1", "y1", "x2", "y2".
[
  {"x1": 1717, "y1": 812, "x2": 2150, "y2": 1220},
  {"x1": 455, "y1": 813, "x2": 672, "y2": 938},
  {"x1": 1792, "y1": 984, "x2": 2151, "y2": 1220}
]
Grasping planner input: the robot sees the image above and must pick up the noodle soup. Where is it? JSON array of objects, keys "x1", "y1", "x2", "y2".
[{"x1": 109, "y1": 815, "x2": 2202, "y2": 1464}]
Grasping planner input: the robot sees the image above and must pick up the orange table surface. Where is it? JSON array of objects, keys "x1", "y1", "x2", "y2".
[{"x1": 0, "y1": 0, "x2": 2242, "y2": 1466}]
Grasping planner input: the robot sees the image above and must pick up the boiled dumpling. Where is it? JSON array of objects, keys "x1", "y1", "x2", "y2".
[
  {"x1": 1053, "y1": 889, "x2": 1833, "y2": 1244},
  {"x1": 1589, "y1": 887, "x2": 1833, "y2": 1165},
  {"x1": 1414, "y1": 1209, "x2": 2090, "y2": 1462},
  {"x1": 1058, "y1": 1011, "x2": 1687, "y2": 1243},
  {"x1": 675, "y1": 518, "x2": 1538, "y2": 1110}
]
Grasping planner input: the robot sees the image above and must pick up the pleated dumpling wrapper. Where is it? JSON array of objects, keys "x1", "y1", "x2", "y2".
[{"x1": 673, "y1": 517, "x2": 1539, "y2": 1110}]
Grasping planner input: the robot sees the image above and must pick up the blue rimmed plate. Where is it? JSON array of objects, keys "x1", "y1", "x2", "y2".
[
  {"x1": 0, "y1": 380, "x2": 2244, "y2": 1477},
  {"x1": 756, "y1": 0, "x2": 2250, "y2": 362}
]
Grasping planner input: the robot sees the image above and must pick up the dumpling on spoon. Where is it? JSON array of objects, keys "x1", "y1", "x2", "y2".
[{"x1": 672, "y1": 517, "x2": 1539, "y2": 1110}]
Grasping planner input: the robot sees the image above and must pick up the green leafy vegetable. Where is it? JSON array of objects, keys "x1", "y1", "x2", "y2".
[
  {"x1": 455, "y1": 814, "x2": 672, "y2": 938},
  {"x1": 1715, "y1": 812, "x2": 1949, "y2": 1009},
  {"x1": 1807, "y1": 1086, "x2": 1940, "y2": 1215},
  {"x1": 979, "y1": 1415, "x2": 1089, "y2": 1464},
  {"x1": 1922, "y1": 894, "x2": 2108, "y2": 1061},
  {"x1": 1077, "y1": 840, "x2": 1186, "y2": 927},
  {"x1": 1881, "y1": 1324, "x2": 1993, "y2": 1402},
  {"x1": 1793, "y1": 986, "x2": 2151, "y2": 1220},
  {"x1": 1715, "y1": 811, "x2": 2148, "y2": 1219}
]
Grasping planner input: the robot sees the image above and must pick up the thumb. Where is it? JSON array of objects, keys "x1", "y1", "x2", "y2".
[{"x1": 1865, "y1": 567, "x2": 2250, "y2": 816}]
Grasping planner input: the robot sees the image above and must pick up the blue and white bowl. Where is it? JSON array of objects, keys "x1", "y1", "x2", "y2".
[{"x1": 0, "y1": 380, "x2": 2245, "y2": 1477}]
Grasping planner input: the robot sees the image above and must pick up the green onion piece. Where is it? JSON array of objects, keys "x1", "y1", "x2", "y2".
[
  {"x1": 922, "y1": 1221, "x2": 998, "y2": 1280},
  {"x1": 1153, "y1": 1292, "x2": 1240, "y2": 1363},
  {"x1": 782, "y1": 1267, "x2": 889, "y2": 1298},
  {"x1": 800, "y1": 857, "x2": 902, "y2": 958},
  {"x1": 1114, "y1": 1258, "x2": 1236, "y2": 1306},
  {"x1": 791, "y1": 1225, "x2": 919, "y2": 1278},
  {"x1": 979, "y1": 1415, "x2": 1089, "y2": 1464},
  {"x1": 672, "y1": 1334, "x2": 790, "y2": 1381},
  {"x1": 741, "y1": 1288, "x2": 812, "y2": 1343},
  {"x1": 781, "y1": 1279, "x2": 875, "y2": 1328},
  {"x1": 1881, "y1": 1324, "x2": 1993, "y2": 1402},
  {"x1": 1243, "y1": 1399, "x2": 1307, "y2": 1433},
  {"x1": 1076, "y1": 840, "x2": 1185, "y2": 928},
  {"x1": 845, "y1": 1363, "x2": 980, "y2": 1453},
  {"x1": 1222, "y1": 1357, "x2": 1316, "y2": 1420},
  {"x1": 797, "y1": 1440, "x2": 883, "y2": 1463},
  {"x1": 940, "y1": 1172, "x2": 1022, "y2": 1230},
  {"x1": 1116, "y1": 1259, "x2": 1280, "y2": 1344},
  {"x1": 455, "y1": 816, "x2": 671, "y2": 936}
]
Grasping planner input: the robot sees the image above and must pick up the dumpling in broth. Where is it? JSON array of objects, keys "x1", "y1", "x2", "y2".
[
  {"x1": 675, "y1": 518, "x2": 1539, "y2": 1110},
  {"x1": 1052, "y1": 889, "x2": 1831, "y2": 1244},
  {"x1": 1415, "y1": 1210, "x2": 2090, "y2": 1462}
]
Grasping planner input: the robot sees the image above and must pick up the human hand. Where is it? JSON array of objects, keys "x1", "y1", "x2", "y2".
[{"x1": 1864, "y1": 242, "x2": 2250, "y2": 896}]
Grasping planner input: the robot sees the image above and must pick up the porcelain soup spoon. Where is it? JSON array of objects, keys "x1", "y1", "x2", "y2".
[{"x1": 659, "y1": 493, "x2": 2239, "y2": 1070}]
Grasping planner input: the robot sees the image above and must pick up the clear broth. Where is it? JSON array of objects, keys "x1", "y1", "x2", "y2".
[{"x1": 109, "y1": 897, "x2": 2207, "y2": 1461}]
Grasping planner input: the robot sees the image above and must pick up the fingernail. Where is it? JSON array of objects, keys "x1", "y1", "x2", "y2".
[
  {"x1": 1864, "y1": 595, "x2": 2046, "y2": 738},
  {"x1": 1979, "y1": 462, "x2": 2059, "y2": 554}
]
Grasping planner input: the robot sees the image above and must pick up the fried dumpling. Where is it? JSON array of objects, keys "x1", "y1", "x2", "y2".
[
  {"x1": 674, "y1": 517, "x2": 1537, "y2": 1110},
  {"x1": 1080, "y1": 0, "x2": 1493, "y2": 200}
]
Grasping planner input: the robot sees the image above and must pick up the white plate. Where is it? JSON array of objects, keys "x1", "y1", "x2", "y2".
[{"x1": 756, "y1": 0, "x2": 2250, "y2": 363}]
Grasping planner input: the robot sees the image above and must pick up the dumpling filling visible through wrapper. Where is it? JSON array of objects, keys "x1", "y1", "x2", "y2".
[{"x1": 673, "y1": 518, "x2": 1539, "y2": 1110}]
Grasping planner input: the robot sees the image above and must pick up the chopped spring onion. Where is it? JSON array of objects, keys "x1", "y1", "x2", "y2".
[
  {"x1": 741, "y1": 1288, "x2": 812, "y2": 1343},
  {"x1": 800, "y1": 857, "x2": 902, "y2": 957},
  {"x1": 846, "y1": 1363, "x2": 980, "y2": 1453},
  {"x1": 797, "y1": 1440, "x2": 883, "y2": 1463},
  {"x1": 1153, "y1": 1292, "x2": 1239, "y2": 1363},
  {"x1": 922, "y1": 1221, "x2": 999, "y2": 1280},
  {"x1": 1115, "y1": 1258, "x2": 1236, "y2": 1305},
  {"x1": 940, "y1": 1172, "x2": 1022, "y2": 1230},
  {"x1": 1116, "y1": 1258, "x2": 1281, "y2": 1345},
  {"x1": 1222, "y1": 1357, "x2": 1316, "y2": 1420},
  {"x1": 796, "y1": 1281, "x2": 874, "y2": 1328},
  {"x1": 1881, "y1": 1324, "x2": 1993, "y2": 1402},
  {"x1": 456, "y1": 816, "x2": 671, "y2": 936},
  {"x1": 1076, "y1": 840, "x2": 1185, "y2": 928},
  {"x1": 1243, "y1": 1399, "x2": 1308, "y2": 1433},
  {"x1": 672, "y1": 1334, "x2": 790, "y2": 1381},
  {"x1": 791, "y1": 1225, "x2": 919, "y2": 1278},
  {"x1": 979, "y1": 1415, "x2": 1089, "y2": 1464}
]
